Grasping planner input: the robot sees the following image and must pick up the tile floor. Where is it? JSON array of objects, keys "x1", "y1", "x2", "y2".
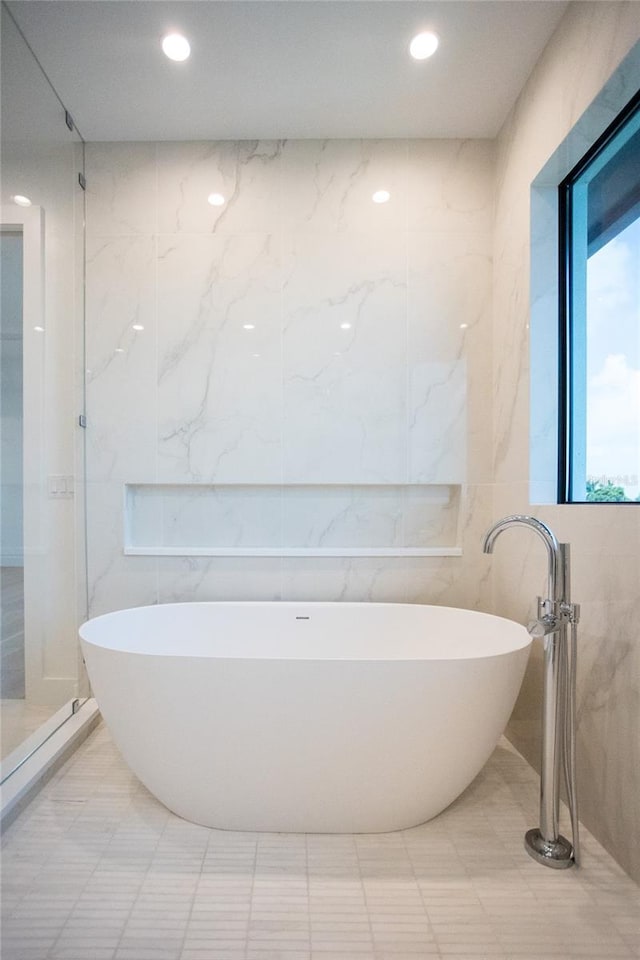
[
  {"x1": 1, "y1": 723, "x2": 639, "y2": 960},
  {"x1": 1, "y1": 700, "x2": 57, "y2": 761}
]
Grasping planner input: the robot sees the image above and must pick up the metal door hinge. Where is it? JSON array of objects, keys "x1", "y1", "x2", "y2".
[
  {"x1": 65, "y1": 110, "x2": 75, "y2": 132},
  {"x1": 71, "y1": 699, "x2": 81, "y2": 715},
  {"x1": 79, "y1": 414, "x2": 87, "y2": 428},
  {"x1": 78, "y1": 172, "x2": 86, "y2": 191}
]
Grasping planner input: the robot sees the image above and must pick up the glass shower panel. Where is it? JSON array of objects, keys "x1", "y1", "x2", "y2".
[
  {"x1": 1, "y1": 232, "x2": 26, "y2": 747},
  {"x1": 0, "y1": 5, "x2": 86, "y2": 768}
]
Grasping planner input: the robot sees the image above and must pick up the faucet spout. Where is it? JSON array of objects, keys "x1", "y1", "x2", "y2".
[{"x1": 482, "y1": 514, "x2": 561, "y2": 602}]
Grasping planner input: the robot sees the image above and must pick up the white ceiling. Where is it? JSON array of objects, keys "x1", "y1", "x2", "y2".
[{"x1": 7, "y1": 0, "x2": 569, "y2": 141}]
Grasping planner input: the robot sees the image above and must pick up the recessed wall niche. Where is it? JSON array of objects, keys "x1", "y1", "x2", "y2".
[{"x1": 124, "y1": 483, "x2": 462, "y2": 557}]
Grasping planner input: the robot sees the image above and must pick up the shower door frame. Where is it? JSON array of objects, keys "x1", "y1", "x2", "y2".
[{"x1": 2, "y1": 204, "x2": 75, "y2": 707}]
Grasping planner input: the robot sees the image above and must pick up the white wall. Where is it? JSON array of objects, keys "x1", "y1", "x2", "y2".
[
  {"x1": 85, "y1": 139, "x2": 495, "y2": 613},
  {"x1": 492, "y1": 2, "x2": 640, "y2": 882}
]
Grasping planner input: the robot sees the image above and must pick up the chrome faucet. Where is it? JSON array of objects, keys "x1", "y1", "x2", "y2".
[
  {"x1": 482, "y1": 513, "x2": 561, "y2": 602},
  {"x1": 483, "y1": 515, "x2": 580, "y2": 869},
  {"x1": 482, "y1": 515, "x2": 569, "y2": 638}
]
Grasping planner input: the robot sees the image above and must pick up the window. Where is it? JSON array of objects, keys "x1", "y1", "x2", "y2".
[{"x1": 559, "y1": 91, "x2": 640, "y2": 503}]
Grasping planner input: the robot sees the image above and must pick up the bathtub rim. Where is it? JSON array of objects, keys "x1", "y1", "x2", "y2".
[{"x1": 79, "y1": 600, "x2": 532, "y2": 662}]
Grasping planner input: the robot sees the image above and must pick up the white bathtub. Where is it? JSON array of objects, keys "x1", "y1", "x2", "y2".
[{"x1": 80, "y1": 602, "x2": 530, "y2": 833}]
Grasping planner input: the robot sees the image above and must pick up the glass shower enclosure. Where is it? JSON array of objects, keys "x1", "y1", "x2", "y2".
[{"x1": 0, "y1": 2, "x2": 91, "y2": 798}]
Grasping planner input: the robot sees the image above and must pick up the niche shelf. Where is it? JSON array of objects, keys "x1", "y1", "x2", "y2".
[{"x1": 123, "y1": 482, "x2": 462, "y2": 558}]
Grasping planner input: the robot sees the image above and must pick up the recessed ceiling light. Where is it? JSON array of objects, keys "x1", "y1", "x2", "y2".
[
  {"x1": 33, "y1": 325, "x2": 44, "y2": 332},
  {"x1": 114, "y1": 347, "x2": 125, "y2": 354},
  {"x1": 132, "y1": 324, "x2": 145, "y2": 331},
  {"x1": 162, "y1": 33, "x2": 190, "y2": 62},
  {"x1": 243, "y1": 323, "x2": 255, "y2": 330},
  {"x1": 459, "y1": 323, "x2": 468, "y2": 329},
  {"x1": 409, "y1": 31, "x2": 439, "y2": 60},
  {"x1": 13, "y1": 194, "x2": 32, "y2": 207},
  {"x1": 372, "y1": 190, "x2": 391, "y2": 204},
  {"x1": 207, "y1": 193, "x2": 225, "y2": 207},
  {"x1": 340, "y1": 322, "x2": 352, "y2": 330}
]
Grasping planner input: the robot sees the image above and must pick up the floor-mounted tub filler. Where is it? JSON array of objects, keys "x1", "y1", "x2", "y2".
[
  {"x1": 483, "y1": 515, "x2": 580, "y2": 869},
  {"x1": 80, "y1": 601, "x2": 530, "y2": 834}
]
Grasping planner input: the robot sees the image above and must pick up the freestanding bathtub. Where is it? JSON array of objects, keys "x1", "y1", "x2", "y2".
[{"x1": 80, "y1": 602, "x2": 531, "y2": 833}]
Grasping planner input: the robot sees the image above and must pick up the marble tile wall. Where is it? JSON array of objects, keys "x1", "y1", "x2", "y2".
[
  {"x1": 491, "y1": 3, "x2": 640, "y2": 882},
  {"x1": 85, "y1": 138, "x2": 495, "y2": 613}
]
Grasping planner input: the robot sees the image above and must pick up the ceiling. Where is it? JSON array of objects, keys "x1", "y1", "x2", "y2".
[{"x1": 7, "y1": 0, "x2": 568, "y2": 141}]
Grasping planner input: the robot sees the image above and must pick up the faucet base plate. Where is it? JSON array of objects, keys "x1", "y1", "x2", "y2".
[{"x1": 524, "y1": 828, "x2": 574, "y2": 869}]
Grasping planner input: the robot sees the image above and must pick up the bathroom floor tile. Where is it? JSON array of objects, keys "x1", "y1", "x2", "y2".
[{"x1": 1, "y1": 724, "x2": 639, "y2": 960}]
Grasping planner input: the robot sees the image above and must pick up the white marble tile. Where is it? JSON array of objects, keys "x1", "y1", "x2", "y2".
[
  {"x1": 280, "y1": 557, "x2": 409, "y2": 603},
  {"x1": 156, "y1": 233, "x2": 282, "y2": 483},
  {"x1": 491, "y1": 243, "x2": 530, "y2": 486},
  {"x1": 280, "y1": 139, "x2": 408, "y2": 234},
  {"x1": 86, "y1": 142, "x2": 156, "y2": 237},
  {"x1": 156, "y1": 140, "x2": 282, "y2": 235},
  {"x1": 566, "y1": 551, "x2": 640, "y2": 881},
  {"x1": 408, "y1": 358, "x2": 467, "y2": 484},
  {"x1": 282, "y1": 230, "x2": 406, "y2": 483},
  {"x1": 408, "y1": 234, "x2": 491, "y2": 359},
  {"x1": 85, "y1": 236, "x2": 157, "y2": 483},
  {"x1": 125, "y1": 485, "x2": 162, "y2": 551},
  {"x1": 402, "y1": 485, "x2": 459, "y2": 550},
  {"x1": 156, "y1": 557, "x2": 283, "y2": 604},
  {"x1": 407, "y1": 140, "x2": 495, "y2": 236},
  {"x1": 159, "y1": 486, "x2": 282, "y2": 550},
  {"x1": 282, "y1": 486, "x2": 404, "y2": 550},
  {"x1": 86, "y1": 481, "x2": 158, "y2": 617},
  {"x1": 401, "y1": 556, "x2": 466, "y2": 608},
  {"x1": 454, "y1": 484, "x2": 494, "y2": 599},
  {"x1": 408, "y1": 232, "x2": 493, "y2": 485}
]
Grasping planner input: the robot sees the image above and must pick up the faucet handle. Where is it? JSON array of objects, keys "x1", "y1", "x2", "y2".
[
  {"x1": 528, "y1": 597, "x2": 560, "y2": 638},
  {"x1": 527, "y1": 616, "x2": 559, "y2": 638},
  {"x1": 537, "y1": 596, "x2": 553, "y2": 619}
]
